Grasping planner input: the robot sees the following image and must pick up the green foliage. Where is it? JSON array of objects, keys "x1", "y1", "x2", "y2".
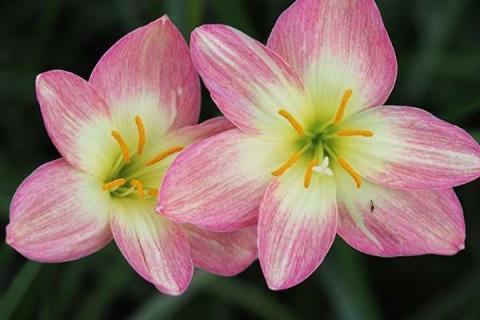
[{"x1": 0, "y1": 0, "x2": 479, "y2": 319}]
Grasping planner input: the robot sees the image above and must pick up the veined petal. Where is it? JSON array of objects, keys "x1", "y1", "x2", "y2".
[
  {"x1": 111, "y1": 199, "x2": 193, "y2": 295},
  {"x1": 335, "y1": 169, "x2": 465, "y2": 256},
  {"x1": 268, "y1": 0, "x2": 397, "y2": 120},
  {"x1": 336, "y1": 106, "x2": 480, "y2": 189},
  {"x1": 259, "y1": 168, "x2": 337, "y2": 290},
  {"x1": 158, "y1": 129, "x2": 288, "y2": 232},
  {"x1": 132, "y1": 117, "x2": 235, "y2": 194},
  {"x1": 90, "y1": 15, "x2": 200, "y2": 134},
  {"x1": 36, "y1": 71, "x2": 117, "y2": 179},
  {"x1": 165, "y1": 116, "x2": 235, "y2": 147},
  {"x1": 6, "y1": 159, "x2": 112, "y2": 262},
  {"x1": 190, "y1": 24, "x2": 309, "y2": 137},
  {"x1": 182, "y1": 224, "x2": 257, "y2": 276}
]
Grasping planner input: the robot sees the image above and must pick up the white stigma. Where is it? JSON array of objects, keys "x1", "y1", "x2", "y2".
[{"x1": 312, "y1": 156, "x2": 333, "y2": 176}]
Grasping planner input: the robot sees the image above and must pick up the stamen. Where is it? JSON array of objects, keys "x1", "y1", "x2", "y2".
[
  {"x1": 334, "y1": 89, "x2": 353, "y2": 125},
  {"x1": 278, "y1": 109, "x2": 304, "y2": 135},
  {"x1": 102, "y1": 178, "x2": 127, "y2": 191},
  {"x1": 304, "y1": 160, "x2": 320, "y2": 188},
  {"x1": 336, "y1": 130, "x2": 374, "y2": 137},
  {"x1": 272, "y1": 152, "x2": 302, "y2": 177},
  {"x1": 146, "y1": 146, "x2": 185, "y2": 166},
  {"x1": 135, "y1": 115, "x2": 146, "y2": 155},
  {"x1": 337, "y1": 157, "x2": 362, "y2": 188},
  {"x1": 148, "y1": 189, "x2": 159, "y2": 197},
  {"x1": 130, "y1": 179, "x2": 145, "y2": 199},
  {"x1": 111, "y1": 131, "x2": 130, "y2": 163}
]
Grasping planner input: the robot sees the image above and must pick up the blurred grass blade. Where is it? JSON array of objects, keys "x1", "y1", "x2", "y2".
[
  {"x1": 0, "y1": 261, "x2": 41, "y2": 320},
  {"x1": 129, "y1": 271, "x2": 216, "y2": 320},
  {"x1": 316, "y1": 240, "x2": 382, "y2": 320},
  {"x1": 207, "y1": 278, "x2": 298, "y2": 320}
]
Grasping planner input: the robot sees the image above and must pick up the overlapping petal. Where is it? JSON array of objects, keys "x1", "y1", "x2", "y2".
[
  {"x1": 335, "y1": 106, "x2": 480, "y2": 189},
  {"x1": 268, "y1": 0, "x2": 397, "y2": 121},
  {"x1": 158, "y1": 129, "x2": 290, "y2": 232},
  {"x1": 259, "y1": 168, "x2": 337, "y2": 290},
  {"x1": 111, "y1": 199, "x2": 193, "y2": 295},
  {"x1": 6, "y1": 159, "x2": 112, "y2": 262},
  {"x1": 36, "y1": 71, "x2": 117, "y2": 179},
  {"x1": 183, "y1": 224, "x2": 257, "y2": 276},
  {"x1": 90, "y1": 15, "x2": 200, "y2": 135},
  {"x1": 190, "y1": 24, "x2": 309, "y2": 137},
  {"x1": 335, "y1": 169, "x2": 465, "y2": 256}
]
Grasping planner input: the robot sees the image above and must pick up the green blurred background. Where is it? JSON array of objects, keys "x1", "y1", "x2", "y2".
[{"x1": 1, "y1": 0, "x2": 479, "y2": 319}]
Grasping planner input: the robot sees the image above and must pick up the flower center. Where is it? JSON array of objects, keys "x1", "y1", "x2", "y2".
[
  {"x1": 272, "y1": 89, "x2": 373, "y2": 189},
  {"x1": 102, "y1": 115, "x2": 184, "y2": 199}
]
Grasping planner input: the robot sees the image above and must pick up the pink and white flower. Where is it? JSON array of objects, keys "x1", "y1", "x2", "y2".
[
  {"x1": 6, "y1": 16, "x2": 257, "y2": 295},
  {"x1": 157, "y1": 0, "x2": 480, "y2": 290}
]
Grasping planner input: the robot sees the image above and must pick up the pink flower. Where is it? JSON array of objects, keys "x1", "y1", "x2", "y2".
[
  {"x1": 157, "y1": 0, "x2": 480, "y2": 290},
  {"x1": 6, "y1": 16, "x2": 257, "y2": 295}
]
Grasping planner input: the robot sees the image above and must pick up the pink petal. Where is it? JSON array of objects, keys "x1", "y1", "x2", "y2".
[
  {"x1": 268, "y1": 0, "x2": 397, "y2": 119},
  {"x1": 165, "y1": 116, "x2": 235, "y2": 146},
  {"x1": 158, "y1": 129, "x2": 283, "y2": 232},
  {"x1": 259, "y1": 171, "x2": 337, "y2": 290},
  {"x1": 336, "y1": 171, "x2": 465, "y2": 256},
  {"x1": 111, "y1": 199, "x2": 193, "y2": 295},
  {"x1": 190, "y1": 24, "x2": 308, "y2": 136},
  {"x1": 36, "y1": 71, "x2": 117, "y2": 178},
  {"x1": 90, "y1": 15, "x2": 200, "y2": 131},
  {"x1": 337, "y1": 106, "x2": 480, "y2": 189},
  {"x1": 6, "y1": 159, "x2": 112, "y2": 262},
  {"x1": 182, "y1": 224, "x2": 257, "y2": 276}
]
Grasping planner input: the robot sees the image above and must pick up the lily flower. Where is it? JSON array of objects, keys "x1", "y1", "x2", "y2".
[
  {"x1": 157, "y1": 0, "x2": 480, "y2": 290},
  {"x1": 6, "y1": 16, "x2": 257, "y2": 295}
]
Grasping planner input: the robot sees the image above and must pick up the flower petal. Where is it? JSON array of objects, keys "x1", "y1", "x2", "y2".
[
  {"x1": 135, "y1": 117, "x2": 235, "y2": 195},
  {"x1": 158, "y1": 129, "x2": 287, "y2": 232},
  {"x1": 36, "y1": 71, "x2": 117, "y2": 178},
  {"x1": 90, "y1": 15, "x2": 200, "y2": 132},
  {"x1": 336, "y1": 106, "x2": 480, "y2": 189},
  {"x1": 190, "y1": 24, "x2": 309, "y2": 136},
  {"x1": 268, "y1": 0, "x2": 397, "y2": 120},
  {"x1": 182, "y1": 224, "x2": 257, "y2": 276},
  {"x1": 6, "y1": 159, "x2": 112, "y2": 262},
  {"x1": 111, "y1": 199, "x2": 193, "y2": 295},
  {"x1": 259, "y1": 169, "x2": 337, "y2": 290},
  {"x1": 165, "y1": 116, "x2": 235, "y2": 146},
  {"x1": 335, "y1": 169, "x2": 465, "y2": 257}
]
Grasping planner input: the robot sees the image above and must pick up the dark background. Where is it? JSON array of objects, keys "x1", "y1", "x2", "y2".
[{"x1": 1, "y1": 0, "x2": 479, "y2": 319}]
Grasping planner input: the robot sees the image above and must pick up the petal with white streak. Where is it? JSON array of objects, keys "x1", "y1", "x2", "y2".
[
  {"x1": 190, "y1": 24, "x2": 309, "y2": 137},
  {"x1": 183, "y1": 224, "x2": 257, "y2": 276},
  {"x1": 36, "y1": 71, "x2": 116, "y2": 179},
  {"x1": 335, "y1": 106, "x2": 480, "y2": 189},
  {"x1": 6, "y1": 159, "x2": 112, "y2": 262},
  {"x1": 268, "y1": 0, "x2": 397, "y2": 120},
  {"x1": 335, "y1": 169, "x2": 465, "y2": 257},
  {"x1": 158, "y1": 129, "x2": 287, "y2": 232},
  {"x1": 111, "y1": 199, "x2": 193, "y2": 295},
  {"x1": 90, "y1": 16, "x2": 200, "y2": 132},
  {"x1": 259, "y1": 168, "x2": 337, "y2": 290}
]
